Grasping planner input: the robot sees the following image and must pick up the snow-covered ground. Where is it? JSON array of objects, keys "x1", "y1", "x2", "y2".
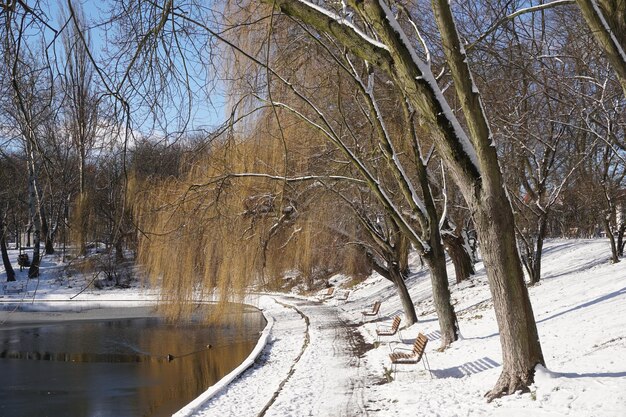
[{"x1": 2, "y1": 239, "x2": 625, "y2": 416}]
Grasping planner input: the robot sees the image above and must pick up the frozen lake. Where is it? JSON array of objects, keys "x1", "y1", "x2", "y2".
[{"x1": 0, "y1": 305, "x2": 265, "y2": 417}]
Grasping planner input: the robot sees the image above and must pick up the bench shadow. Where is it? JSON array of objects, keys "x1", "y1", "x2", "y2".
[
  {"x1": 424, "y1": 330, "x2": 441, "y2": 341},
  {"x1": 431, "y1": 357, "x2": 500, "y2": 379}
]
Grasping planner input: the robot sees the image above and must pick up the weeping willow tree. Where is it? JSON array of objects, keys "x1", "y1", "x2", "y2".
[{"x1": 133, "y1": 107, "x2": 373, "y2": 321}]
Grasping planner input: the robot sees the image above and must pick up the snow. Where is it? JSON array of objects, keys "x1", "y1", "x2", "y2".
[
  {"x1": 2, "y1": 239, "x2": 626, "y2": 416},
  {"x1": 377, "y1": 0, "x2": 482, "y2": 175},
  {"x1": 590, "y1": 0, "x2": 626, "y2": 66},
  {"x1": 296, "y1": 0, "x2": 389, "y2": 51}
]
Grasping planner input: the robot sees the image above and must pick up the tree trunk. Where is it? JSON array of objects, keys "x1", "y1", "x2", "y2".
[
  {"x1": 442, "y1": 231, "x2": 475, "y2": 284},
  {"x1": 115, "y1": 233, "x2": 125, "y2": 262},
  {"x1": 389, "y1": 264, "x2": 418, "y2": 326},
  {"x1": 423, "y1": 239, "x2": 459, "y2": 350},
  {"x1": 528, "y1": 216, "x2": 548, "y2": 285},
  {"x1": 1, "y1": 210, "x2": 16, "y2": 282},
  {"x1": 617, "y1": 222, "x2": 625, "y2": 257},
  {"x1": 397, "y1": 233, "x2": 411, "y2": 277},
  {"x1": 603, "y1": 213, "x2": 619, "y2": 263},
  {"x1": 370, "y1": 253, "x2": 419, "y2": 325},
  {"x1": 28, "y1": 229, "x2": 41, "y2": 278},
  {"x1": 576, "y1": 0, "x2": 626, "y2": 96},
  {"x1": 41, "y1": 207, "x2": 54, "y2": 255},
  {"x1": 26, "y1": 143, "x2": 42, "y2": 278},
  {"x1": 471, "y1": 190, "x2": 545, "y2": 400}
]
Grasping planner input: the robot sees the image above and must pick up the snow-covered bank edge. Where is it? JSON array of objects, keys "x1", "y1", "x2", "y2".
[{"x1": 174, "y1": 297, "x2": 275, "y2": 417}]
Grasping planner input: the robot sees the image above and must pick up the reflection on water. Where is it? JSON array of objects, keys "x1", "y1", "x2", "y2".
[{"x1": 0, "y1": 308, "x2": 265, "y2": 417}]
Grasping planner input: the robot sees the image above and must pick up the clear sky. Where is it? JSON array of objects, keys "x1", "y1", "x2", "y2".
[{"x1": 38, "y1": 0, "x2": 227, "y2": 137}]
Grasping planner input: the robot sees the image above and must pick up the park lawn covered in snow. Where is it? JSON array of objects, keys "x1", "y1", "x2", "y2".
[
  {"x1": 201, "y1": 239, "x2": 626, "y2": 416},
  {"x1": 341, "y1": 238, "x2": 626, "y2": 416},
  {"x1": 1, "y1": 239, "x2": 625, "y2": 416}
]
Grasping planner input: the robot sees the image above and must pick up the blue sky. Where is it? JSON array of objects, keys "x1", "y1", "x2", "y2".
[{"x1": 37, "y1": 0, "x2": 227, "y2": 136}]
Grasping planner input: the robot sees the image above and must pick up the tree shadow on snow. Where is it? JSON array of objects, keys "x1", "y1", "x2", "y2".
[
  {"x1": 537, "y1": 286, "x2": 626, "y2": 325},
  {"x1": 469, "y1": 286, "x2": 626, "y2": 341},
  {"x1": 557, "y1": 370, "x2": 626, "y2": 378}
]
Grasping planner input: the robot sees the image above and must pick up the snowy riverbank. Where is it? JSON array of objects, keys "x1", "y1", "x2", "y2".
[{"x1": 2, "y1": 239, "x2": 626, "y2": 416}]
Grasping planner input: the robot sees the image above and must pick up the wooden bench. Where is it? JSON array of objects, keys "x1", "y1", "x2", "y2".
[
  {"x1": 376, "y1": 315, "x2": 402, "y2": 342},
  {"x1": 361, "y1": 300, "x2": 381, "y2": 322},
  {"x1": 2, "y1": 281, "x2": 26, "y2": 294},
  {"x1": 17, "y1": 253, "x2": 30, "y2": 271},
  {"x1": 389, "y1": 333, "x2": 432, "y2": 377},
  {"x1": 337, "y1": 290, "x2": 350, "y2": 301},
  {"x1": 320, "y1": 287, "x2": 334, "y2": 299}
]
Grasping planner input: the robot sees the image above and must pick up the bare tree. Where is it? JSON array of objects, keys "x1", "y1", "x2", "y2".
[{"x1": 256, "y1": 0, "x2": 543, "y2": 398}]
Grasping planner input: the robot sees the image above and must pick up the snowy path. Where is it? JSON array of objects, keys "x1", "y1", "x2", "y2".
[{"x1": 193, "y1": 295, "x2": 369, "y2": 417}]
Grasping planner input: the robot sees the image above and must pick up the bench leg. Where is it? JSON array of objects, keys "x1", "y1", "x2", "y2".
[{"x1": 423, "y1": 352, "x2": 433, "y2": 379}]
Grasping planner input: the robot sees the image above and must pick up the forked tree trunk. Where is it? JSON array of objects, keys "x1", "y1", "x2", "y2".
[
  {"x1": 526, "y1": 215, "x2": 549, "y2": 285},
  {"x1": 370, "y1": 251, "x2": 419, "y2": 325}
]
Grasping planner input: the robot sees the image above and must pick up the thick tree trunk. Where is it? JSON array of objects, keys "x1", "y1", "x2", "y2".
[
  {"x1": 471, "y1": 190, "x2": 545, "y2": 400},
  {"x1": 397, "y1": 233, "x2": 411, "y2": 276},
  {"x1": 389, "y1": 265, "x2": 418, "y2": 326}
]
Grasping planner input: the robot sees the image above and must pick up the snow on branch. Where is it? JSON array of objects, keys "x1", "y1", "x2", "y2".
[{"x1": 377, "y1": 1, "x2": 481, "y2": 175}]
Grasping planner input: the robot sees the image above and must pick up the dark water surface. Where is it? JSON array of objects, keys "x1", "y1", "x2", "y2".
[{"x1": 0, "y1": 305, "x2": 265, "y2": 417}]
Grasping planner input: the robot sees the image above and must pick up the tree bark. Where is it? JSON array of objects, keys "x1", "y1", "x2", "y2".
[
  {"x1": 471, "y1": 188, "x2": 545, "y2": 400},
  {"x1": 41, "y1": 207, "x2": 54, "y2": 255},
  {"x1": 389, "y1": 265, "x2": 418, "y2": 326},
  {"x1": 442, "y1": 230, "x2": 475, "y2": 284},
  {"x1": 529, "y1": 216, "x2": 548, "y2": 285},
  {"x1": 603, "y1": 213, "x2": 620, "y2": 263},
  {"x1": 26, "y1": 142, "x2": 42, "y2": 278},
  {"x1": 371, "y1": 255, "x2": 418, "y2": 325},
  {"x1": 423, "y1": 239, "x2": 459, "y2": 350},
  {"x1": 576, "y1": 0, "x2": 626, "y2": 96},
  {"x1": 1, "y1": 209, "x2": 16, "y2": 282},
  {"x1": 617, "y1": 222, "x2": 625, "y2": 257}
]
